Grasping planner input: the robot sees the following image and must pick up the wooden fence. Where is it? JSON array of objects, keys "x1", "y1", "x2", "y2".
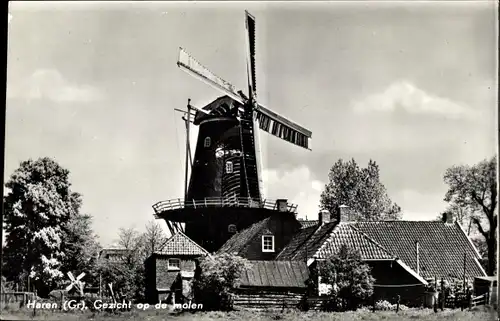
[{"x1": 1, "y1": 292, "x2": 35, "y2": 307}]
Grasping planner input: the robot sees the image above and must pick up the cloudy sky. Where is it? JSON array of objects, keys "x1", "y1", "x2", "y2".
[{"x1": 5, "y1": 1, "x2": 497, "y2": 247}]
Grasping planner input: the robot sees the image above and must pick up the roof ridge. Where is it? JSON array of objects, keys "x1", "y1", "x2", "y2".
[
  {"x1": 241, "y1": 218, "x2": 273, "y2": 254},
  {"x1": 276, "y1": 224, "x2": 318, "y2": 260},
  {"x1": 298, "y1": 222, "x2": 338, "y2": 260},
  {"x1": 348, "y1": 224, "x2": 396, "y2": 259},
  {"x1": 306, "y1": 221, "x2": 339, "y2": 260},
  {"x1": 219, "y1": 217, "x2": 271, "y2": 255},
  {"x1": 454, "y1": 220, "x2": 483, "y2": 259}
]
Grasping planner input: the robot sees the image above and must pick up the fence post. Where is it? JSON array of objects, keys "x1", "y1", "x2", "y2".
[
  {"x1": 372, "y1": 295, "x2": 375, "y2": 312},
  {"x1": 396, "y1": 295, "x2": 400, "y2": 313},
  {"x1": 440, "y1": 277, "x2": 444, "y2": 311}
]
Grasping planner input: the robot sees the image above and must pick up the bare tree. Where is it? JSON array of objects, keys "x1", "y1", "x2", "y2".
[
  {"x1": 140, "y1": 220, "x2": 169, "y2": 260},
  {"x1": 117, "y1": 227, "x2": 143, "y2": 266}
]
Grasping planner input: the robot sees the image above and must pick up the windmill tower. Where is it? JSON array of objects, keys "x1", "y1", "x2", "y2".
[{"x1": 153, "y1": 11, "x2": 312, "y2": 252}]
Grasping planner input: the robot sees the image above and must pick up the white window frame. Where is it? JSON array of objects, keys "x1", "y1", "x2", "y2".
[
  {"x1": 261, "y1": 235, "x2": 275, "y2": 253},
  {"x1": 225, "y1": 161, "x2": 233, "y2": 174},
  {"x1": 168, "y1": 258, "x2": 181, "y2": 271},
  {"x1": 204, "y1": 137, "x2": 211, "y2": 148}
]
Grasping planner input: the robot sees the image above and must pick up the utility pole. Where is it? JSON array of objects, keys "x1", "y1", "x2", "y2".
[{"x1": 184, "y1": 99, "x2": 191, "y2": 201}]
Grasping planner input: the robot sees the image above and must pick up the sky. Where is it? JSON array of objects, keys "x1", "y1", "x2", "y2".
[{"x1": 4, "y1": 1, "x2": 498, "y2": 247}]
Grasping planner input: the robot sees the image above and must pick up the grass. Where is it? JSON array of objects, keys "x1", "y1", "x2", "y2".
[{"x1": 0, "y1": 305, "x2": 497, "y2": 321}]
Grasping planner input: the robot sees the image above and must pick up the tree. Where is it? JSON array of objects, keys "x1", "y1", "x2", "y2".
[
  {"x1": 443, "y1": 156, "x2": 497, "y2": 275},
  {"x1": 138, "y1": 220, "x2": 169, "y2": 262},
  {"x1": 193, "y1": 253, "x2": 252, "y2": 311},
  {"x1": 318, "y1": 245, "x2": 375, "y2": 311},
  {"x1": 60, "y1": 213, "x2": 101, "y2": 288},
  {"x1": 320, "y1": 159, "x2": 402, "y2": 221},
  {"x1": 2, "y1": 157, "x2": 98, "y2": 296},
  {"x1": 437, "y1": 203, "x2": 475, "y2": 232},
  {"x1": 471, "y1": 237, "x2": 488, "y2": 272},
  {"x1": 98, "y1": 227, "x2": 145, "y2": 302}
]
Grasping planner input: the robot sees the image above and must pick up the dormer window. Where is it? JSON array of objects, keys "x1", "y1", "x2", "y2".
[
  {"x1": 225, "y1": 161, "x2": 233, "y2": 174},
  {"x1": 262, "y1": 235, "x2": 275, "y2": 252},
  {"x1": 204, "y1": 137, "x2": 211, "y2": 148},
  {"x1": 168, "y1": 258, "x2": 181, "y2": 271}
]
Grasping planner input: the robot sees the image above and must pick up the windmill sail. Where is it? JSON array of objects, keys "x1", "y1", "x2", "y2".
[
  {"x1": 245, "y1": 11, "x2": 257, "y2": 99},
  {"x1": 256, "y1": 105, "x2": 312, "y2": 149},
  {"x1": 177, "y1": 43, "x2": 312, "y2": 151},
  {"x1": 177, "y1": 48, "x2": 245, "y2": 105}
]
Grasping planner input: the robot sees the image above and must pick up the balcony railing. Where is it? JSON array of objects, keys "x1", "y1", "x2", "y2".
[{"x1": 152, "y1": 196, "x2": 298, "y2": 217}]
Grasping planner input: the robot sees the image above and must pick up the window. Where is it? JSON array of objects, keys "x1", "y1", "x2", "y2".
[
  {"x1": 168, "y1": 258, "x2": 181, "y2": 270},
  {"x1": 204, "y1": 137, "x2": 211, "y2": 148},
  {"x1": 262, "y1": 235, "x2": 275, "y2": 252},
  {"x1": 225, "y1": 161, "x2": 233, "y2": 174}
]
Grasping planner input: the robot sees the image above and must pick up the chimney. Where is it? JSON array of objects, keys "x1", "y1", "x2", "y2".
[
  {"x1": 318, "y1": 210, "x2": 331, "y2": 225},
  {"x1": 338, "y1": 205, "x2": 352, "y2": 222},
  {"x1": 443, "y1": 212, "x2": 455, "y2": 224},
  {"x1": 415, "y1": 240, "x2": 420, "y2": 275}
]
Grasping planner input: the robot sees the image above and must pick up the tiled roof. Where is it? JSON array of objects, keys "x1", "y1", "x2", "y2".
[
  {"x1": 217, "y1": 218, "x2": 271, "y2": 255},
  {"x1": 239, "y1": 260, "x2": 309, "y2": 288},
  {"x1": 156, "y1": 231, "x2": 209, "y2": 256},
  {"x1": 314, "y1": 223, "x2": 394, "y2": 260},
  {"x1": 298, "y1": 220, "x2": 319, "y2": 229},
  {"x1": 276, "y1": 225, "x2": 317, "y2": 260},
  {"x1": 276, "y1": 222, "x2": 337, "y2": 261},
  {"x1": 351, "y1": 221, "x2": 486, "y2": 279},
  {"x1": 99, "y1": 248, "x2": 128, "y2": 255},
  {"x1": 99, "y1": 248, "x2": 129, "y2": 259}
]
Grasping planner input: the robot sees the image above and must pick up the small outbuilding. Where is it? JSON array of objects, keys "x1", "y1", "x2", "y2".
[{"x1": 144, "y1": 231, "x2": 209, "y2": 304}]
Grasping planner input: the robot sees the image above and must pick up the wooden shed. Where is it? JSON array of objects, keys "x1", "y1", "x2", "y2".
[
  {"x1": 232, "y1": 260, "x2": 310, "y2": 311},
  {"x1": 474, "y1": 276, "x2": 497, "y2": 305}
]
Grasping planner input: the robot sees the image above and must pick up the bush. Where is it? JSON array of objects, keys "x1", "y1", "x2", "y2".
[
  {"x1": 193, "y1": 253, "x2": 251, "y2": 311},
  {"x1": 318, "y1": 245, "x2": 375, "y2": 311},
  {"x1": 375, "y1": 299, "x2": 393, "y2": 311},
  {"x1": 374, "y1": 299, "x2": 409, "y2": 311}
]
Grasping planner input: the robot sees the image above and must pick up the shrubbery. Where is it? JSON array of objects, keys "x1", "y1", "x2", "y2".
[
  {"x1": 375, "y1": 299, "x2": 409, "y2": 311},
  {"x1": 318, "y1": 245, "x2": 375, "y2": 311},
  {"x1": 192, "y1": 253, "x2": 251, "y2": 311}
]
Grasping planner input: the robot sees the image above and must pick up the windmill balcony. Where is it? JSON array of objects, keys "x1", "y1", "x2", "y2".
[{"x1": 152, "y1": 197, "x2": 298, "y2": 219}]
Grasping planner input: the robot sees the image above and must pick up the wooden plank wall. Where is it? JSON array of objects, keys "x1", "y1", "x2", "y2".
[{"x1": 233, "y1": 291, "x2": 304, "y2": 311}]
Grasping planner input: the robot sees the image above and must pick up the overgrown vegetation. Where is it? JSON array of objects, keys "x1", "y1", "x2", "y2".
[
  {"x1": 193, "y1": 253, "x2": 252, "y2": 311},
  {"x1": 317, "y1": 245, "x2": 375, "y2": 311}
]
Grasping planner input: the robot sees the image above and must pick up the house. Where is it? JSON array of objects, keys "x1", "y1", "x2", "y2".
[
  {"x1": 144, "y1": 231, "x2": 209, "y2": 304},
  {"x1": 217, "y1": 210, "x2": 302, "y2": 260},
  {"x1": 217, "y1": 203, "x2": 487, "y2": 306},
  {"x1": 98, "y1": 248, "x2": 130, "y2": 262}
]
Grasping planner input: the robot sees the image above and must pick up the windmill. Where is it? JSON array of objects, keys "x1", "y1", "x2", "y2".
[
  {"x1": 66, "y1": 272, "x2": 86, "y2": 298},
  {"x1": 153, "y1": 11, "x2": 312, "y2": 252}
]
